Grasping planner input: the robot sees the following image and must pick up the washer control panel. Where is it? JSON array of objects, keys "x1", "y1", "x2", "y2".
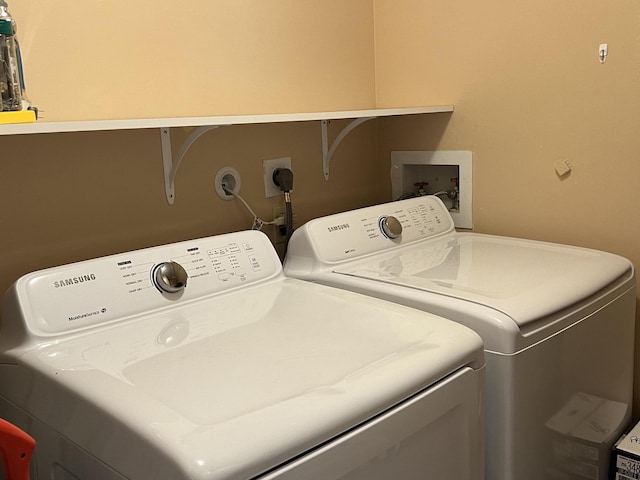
[
  {"x1": 15, "y1": 230, "x2": 281, "y2": 336},
  {"x1": 289, "y1": 196, "x2": 455, "y2": 264}
]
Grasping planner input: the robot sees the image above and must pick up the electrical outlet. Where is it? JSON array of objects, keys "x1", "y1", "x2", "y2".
[
  {"x1": 263, "y1": 157, "x2": 292, "y2": 198},
  {"x1": 214, "y1": 167, "x2": 241, "y2": 201},
  {"x1": 272, "y1": 206, "x2": 287, "y2": 244},
  {"x1": 271, "y1": 206, "x2": 297, "y2": 244}
]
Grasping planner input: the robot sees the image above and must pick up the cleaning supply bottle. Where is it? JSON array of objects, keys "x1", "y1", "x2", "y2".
[{"x1": 0, "y1": 0, "x2": 22, "y2": 111}]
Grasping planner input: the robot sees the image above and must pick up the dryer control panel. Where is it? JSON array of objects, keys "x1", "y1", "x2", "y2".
[
  {"x1": 8, "y1": 230, "x2": 281, "y2": 336},
  {"x1": 287, "y1": 196, "x2": 455, "y2": 265}
]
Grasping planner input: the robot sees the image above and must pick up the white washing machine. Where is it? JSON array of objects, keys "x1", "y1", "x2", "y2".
[
  {"x1": 283, "y1": 196, "x2": 636, "y2": 480},
  {"x1": 0, "y1": 229, "x2": 485, "y2": 480}
]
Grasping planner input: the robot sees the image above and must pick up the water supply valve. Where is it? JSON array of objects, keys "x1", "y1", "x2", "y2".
[{"x1": 414, "y1": 182, "x2": 429, "y2": 196}]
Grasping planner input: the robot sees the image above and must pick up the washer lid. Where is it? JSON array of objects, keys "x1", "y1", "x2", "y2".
[
  {"x1": 17, "y1": 279, "x2": 482, "y2": 480},
  {"x1": 334, "y1": 233, "x2": 633, "y2": 327}
]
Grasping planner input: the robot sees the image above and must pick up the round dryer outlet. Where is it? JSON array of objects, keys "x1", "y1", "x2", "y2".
[{"x1": 214, "y1": 167, "x2": 241, "y2": 201}]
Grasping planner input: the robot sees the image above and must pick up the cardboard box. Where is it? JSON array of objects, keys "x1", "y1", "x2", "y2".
[
  {"x1": 611, "y1": 420, "x2": 640, "y2": 479},
  {"x1": 545, "y1": 393, "x2": 629, "y2": 480}
]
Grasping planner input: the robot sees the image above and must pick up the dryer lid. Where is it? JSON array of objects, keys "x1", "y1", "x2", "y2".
[
  {"x1": 334, "y1": 233, "x2": 633, "y2": 327},
  {"x1": 15, "y1": 279, "x2": 482, "y2": 480}
]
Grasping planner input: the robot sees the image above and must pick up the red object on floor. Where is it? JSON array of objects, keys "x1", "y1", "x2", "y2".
[{"x1": 0, "y1": 419, "x2": 35, "y2": 480}]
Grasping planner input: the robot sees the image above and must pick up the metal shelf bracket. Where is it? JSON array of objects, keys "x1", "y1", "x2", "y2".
[
  {"x1": 161, "y1": 125, "x2": 220, "y2": 204},
  {"x1": 321, "y1": 116, "x2": 375, "y2": 181}
]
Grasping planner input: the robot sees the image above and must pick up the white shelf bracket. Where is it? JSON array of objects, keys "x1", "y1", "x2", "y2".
[
  {"x1": 161, "y1": 125, "x2": 220, "y2": 205},
  {"x1": 321, "y1": 116, "x2": 375, "y2": 180}
]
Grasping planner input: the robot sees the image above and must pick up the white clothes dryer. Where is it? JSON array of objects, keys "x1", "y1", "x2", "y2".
[
  {"x1": 0, "y1": 229, "x2": 485, "y2": 480},
  {"x1": 284, "y1": 196, "x2": 636, "y2": 480}
]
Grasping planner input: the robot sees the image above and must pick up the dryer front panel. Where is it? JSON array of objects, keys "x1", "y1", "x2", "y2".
[{"x1": 258, "y1": 367, "x2": 484, "y2": 480}]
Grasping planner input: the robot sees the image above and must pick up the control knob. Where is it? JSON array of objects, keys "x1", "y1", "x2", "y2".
[
  {"x1": 153, "y1": 261, "x2": 188, "y2": 294},
  {"x1": 379, "y1": 215, "x2": 403, "y2": 239}
]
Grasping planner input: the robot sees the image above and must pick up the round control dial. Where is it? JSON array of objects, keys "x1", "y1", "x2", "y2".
[
  {"x1": 153, "y1": 261, "x2": 188, "y2": 294},
  {"x1": 379, "y1": 215, "x2": 403, "y2": 239}
]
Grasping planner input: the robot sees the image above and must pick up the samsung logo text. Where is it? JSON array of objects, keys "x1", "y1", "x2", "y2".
[
  {"x1": 54, "y1": 274, "x2": 97, "y2": 288},
  {"x1": 327, "y1": 223, "x2": 350, "y2": 233}
]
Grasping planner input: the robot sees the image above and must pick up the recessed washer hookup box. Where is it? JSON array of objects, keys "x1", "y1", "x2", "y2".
[{"x1": 611, "y1": 420, "x2": 640, "y2": 479}]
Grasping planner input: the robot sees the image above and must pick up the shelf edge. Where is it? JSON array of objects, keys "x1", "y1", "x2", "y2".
[{"x1": 0, "y1": 105, "x2": 454, "y2": 136}]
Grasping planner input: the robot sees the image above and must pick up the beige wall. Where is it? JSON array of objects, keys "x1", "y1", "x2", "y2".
[
  {"x1": 374, "y1": 0, "x2": 640, "y2": 413},
  {"x1": 11, "y1": 0, "x2": 376, "y2": 120}
]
